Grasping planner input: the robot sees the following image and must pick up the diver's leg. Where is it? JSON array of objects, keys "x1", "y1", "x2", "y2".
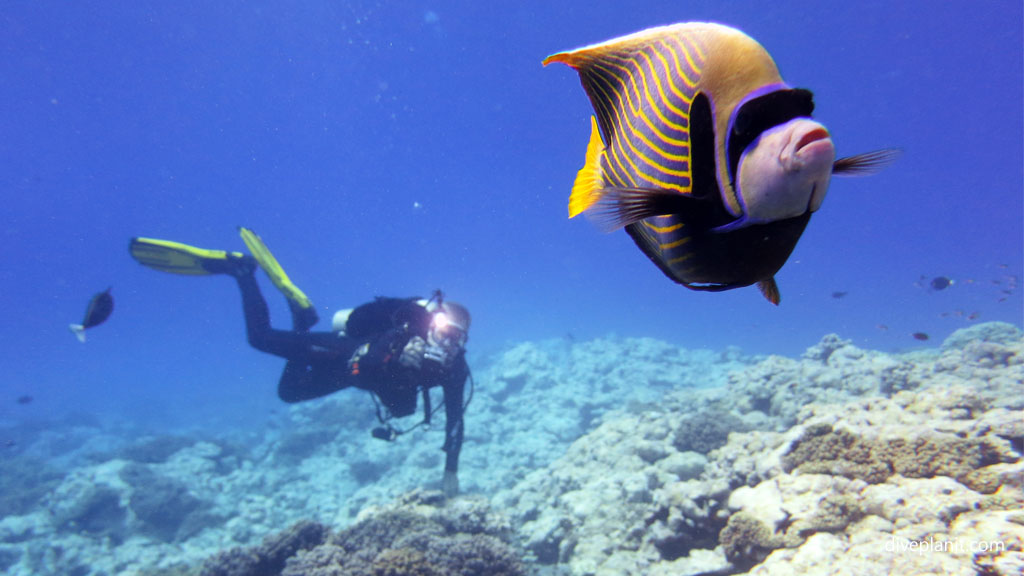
[
  {"x1": 236, "y1": 270, "x2": 305, "y2": 357},
  {"x1": 276, "y1": 333, "x2": 359, "y2": 402},
  {"x1": 238, "y1": 227, "x2": 319, "y2": 331},
  {"x1": 277, "y1": 359, "x2": 344, "y2": 403},
  {"x1": 231, "y1": 250, "x2": 315, "y2": 336},
  {"x1": 288, "y1": 300, "x2": 319, "y2": 333},
  {"x1": 239, "y1": 268, "x2": 353, "y2": 361},
  {"x1": 236, "y1": 270, "x2": 270, "y2": 348},
  {"x1": 277, "y1": 361, "x2": 317, "y2": 403}
]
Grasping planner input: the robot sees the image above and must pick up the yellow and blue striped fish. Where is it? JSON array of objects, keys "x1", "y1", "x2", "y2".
[{"x1": 545, "y1": 23, "x2": 895, "y2": 304}]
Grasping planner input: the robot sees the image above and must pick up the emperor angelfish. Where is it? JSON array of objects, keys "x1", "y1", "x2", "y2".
[{"x1": 544, "y1": 23, "x2": 896, "y2": 304}]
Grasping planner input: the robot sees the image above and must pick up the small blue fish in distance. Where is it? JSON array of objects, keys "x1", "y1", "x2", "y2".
[
  {"x1": 69, "y1": 287, "x2": 113, "y2": 342},
  {"x1": 545, "y1": 23, "x2": 898, "y2": 304}
]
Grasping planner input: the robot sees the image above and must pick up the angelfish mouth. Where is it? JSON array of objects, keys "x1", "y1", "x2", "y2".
[{"x1": 795, "y1": 127, "x2": 831, "y2": 152}]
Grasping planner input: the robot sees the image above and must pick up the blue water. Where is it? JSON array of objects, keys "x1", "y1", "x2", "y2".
[{"x1": 1, "y1": 1, "x2": 1021, "y2": 432}]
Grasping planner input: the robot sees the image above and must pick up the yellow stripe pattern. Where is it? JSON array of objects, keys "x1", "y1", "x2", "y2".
[
  {"x1": 562, "y1": 31, "x2": 705, "y2": 279},
  {"x1": 572, "y1": 33, "x2": 703, "y2": 194}
]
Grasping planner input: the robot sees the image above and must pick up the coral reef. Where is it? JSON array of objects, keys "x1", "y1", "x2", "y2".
[
  {"x1": 44, "y1": 460, "x2": 132, "y2": 543},
  {"x1": 0, "y1": 457, "x2": 62, "y2": 518},
  {"x1": 35, "y1": 457, "x2": 220, "y2": 547},
  {"x1": 121, "y1": 462, "x2": 213, "y2": 542},
  {"x1": 672, "y1": 410, "x2": 750, "y2": 454},
  {"x1": 781, "y1": 423, "x2": 1015, "y2": 489},
  {"x1": 122, "y1": 435, "x2": 198, "y2": 464},
  {"x1": 202, "y1": 520, "x2": 329, "y2": 576},
  {"x1": 718, "y1": 512, "x2": 780, "y2": 569},
  {"x1": 200, "y1": 491, "x2": 524, "y2": 576},
  {"x1": 1, "y1": 322, "x2": 1020, "y2": 575},
  {"x1": 495, "y1": 324, "x2": 1023, "y2": 575}
]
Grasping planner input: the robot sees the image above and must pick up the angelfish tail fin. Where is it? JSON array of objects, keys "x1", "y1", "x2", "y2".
[{"x1": 69, "y1": 324, "x2": 86, "y2": 343}]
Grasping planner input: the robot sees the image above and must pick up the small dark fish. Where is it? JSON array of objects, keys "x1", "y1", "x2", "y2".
[
  {"x1": 929, "y1": 276, "x2": 953, "y2": 291},
  {"x1": 912, "y1": 332, "x2": 929, "y2": 341},
  {"x1": 831, "y1": 291, "x2": 848, "y2": 299},
  {"x1": 16, "y1": 395, "x2": 33, "y2": 405},
  {"x1": 69, "y1": 287, "x2": 114, "y2": 343}
]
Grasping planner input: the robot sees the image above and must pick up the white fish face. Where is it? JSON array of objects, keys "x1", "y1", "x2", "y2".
[{"x1": 734, "y1": 118, "x2": 836, "y2": 225}]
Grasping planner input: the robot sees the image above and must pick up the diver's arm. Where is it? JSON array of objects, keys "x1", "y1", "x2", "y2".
[{"x1": 441, "y1": 356, "x2": 468, "y2": 497}]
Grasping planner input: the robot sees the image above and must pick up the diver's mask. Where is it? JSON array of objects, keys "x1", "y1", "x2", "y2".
[{"x1": 424, "y1": 308, "x2": 468, "y2": 367}]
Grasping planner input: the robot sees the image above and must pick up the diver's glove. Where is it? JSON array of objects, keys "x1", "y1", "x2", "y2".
[
  {"x1": 424, "y1": 342, "x2": 451, "y2": 368},
  {"x1": 399, "y1": 336, "x2": 427, "y2": 370}
]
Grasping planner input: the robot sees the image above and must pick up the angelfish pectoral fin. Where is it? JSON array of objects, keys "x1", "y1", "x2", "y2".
[
  {"x1": 832, "y1": 148, "x2": 901, "y2": 176},
  {"x1": 587, "y1": 187, "x2": 699, "y2": 233},
  {"x1": 758, "y1": 278, "x2": 781, "y2": 305},
  {"x1": 568, "y1": 116, "x2": 606, "y2": 218}
]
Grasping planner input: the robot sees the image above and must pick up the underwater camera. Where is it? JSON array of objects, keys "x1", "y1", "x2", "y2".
[{"x1": 371, "y1": 426, "x2": 397, "y2": 442}]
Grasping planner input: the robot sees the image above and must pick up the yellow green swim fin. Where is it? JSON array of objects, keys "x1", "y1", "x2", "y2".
[
  {"x1": 238, "y1": 227, "x2": 314, "y2": 311},
  {"x1": 130, "y1": 237, "x2": 250, "y2": 276}
]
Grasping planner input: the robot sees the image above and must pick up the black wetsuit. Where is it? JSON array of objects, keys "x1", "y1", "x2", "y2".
[{"x1": 235, "y1": 273, "x2": 467, "y2": 480}]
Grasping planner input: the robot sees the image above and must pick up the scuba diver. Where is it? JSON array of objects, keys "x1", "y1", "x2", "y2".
[{"x1": 129, "y1": 228, "x2": 471, "y2": 497}]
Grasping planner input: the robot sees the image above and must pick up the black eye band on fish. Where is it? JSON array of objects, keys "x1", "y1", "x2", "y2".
[{"x1": 727, "y1": 88, "x2": 816, "y2": 185}]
